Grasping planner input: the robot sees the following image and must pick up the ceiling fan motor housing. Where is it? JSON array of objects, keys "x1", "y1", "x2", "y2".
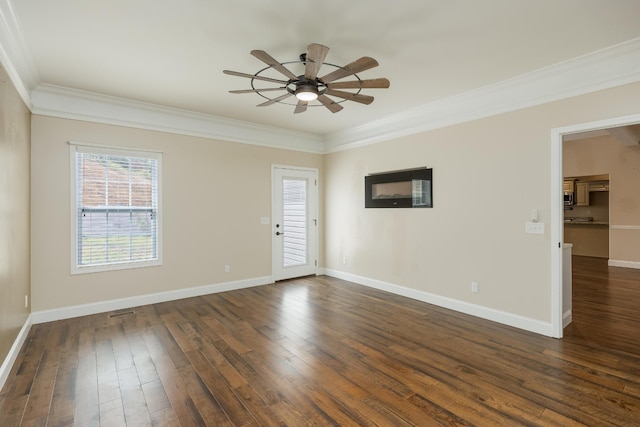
[{"x1": 289, "y1": 76, "x2": 326, "y2": 100}]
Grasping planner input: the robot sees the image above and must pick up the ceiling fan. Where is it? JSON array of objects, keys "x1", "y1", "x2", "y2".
[{"x1": 223, "y1": 43, "x2": 390, "y2": 114}]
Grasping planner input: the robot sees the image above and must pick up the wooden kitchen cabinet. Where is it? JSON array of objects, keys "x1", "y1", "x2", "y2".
[
  {"x1": 563, "y1": 180, "x2": 574, "y2": 193},
  {"x1": 589, "y1": 181, "x2": 609, "y2": 192},
  {"x1": 575, "y1": 181, "x2": 589, "y2": 206}
]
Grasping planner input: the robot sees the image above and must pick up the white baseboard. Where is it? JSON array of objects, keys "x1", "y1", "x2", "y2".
[
  {"x1": 0, "y1": 314, "x2": 32, "y2": 392},
  {"x1": 31, "y1": 276, "x2": 273, "y2": 324},
  {"x1": 4, "y1": 270, "x2": 556, "y2": 390},
  {"x1": 323, "y1": 269, "x2": 554, "y2": 337},
  {"x1": 608, "y1": 259, "x2": 640, "y2": 269},
  {"x1": 563, "y1": 310, "x2": 572, "y2": 328}
]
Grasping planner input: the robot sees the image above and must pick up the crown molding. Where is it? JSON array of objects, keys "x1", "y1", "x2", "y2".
[
  {"x1": 324, "y1": 37, "x2": 640, "y2": 153},
  {"x1": 31, "y1": 84, "x2": 325, "y2": 153},
  {"x1": 4, "y1": 0, "x2": 640, "y2": 155},
  {"x1": 0, "y1": 0, "x2": 38, "y2": 108},
  {"x1": 33, "y1": 31, "x2": 640, "y2": 155}
]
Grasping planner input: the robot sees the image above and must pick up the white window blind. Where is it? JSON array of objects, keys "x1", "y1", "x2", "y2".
[
  {"x1": 71, "y1": 144, "x2": 162, "y2": 273},
  {"x1": 282, "y1": 178, "x2": 307, "y2": 267}
]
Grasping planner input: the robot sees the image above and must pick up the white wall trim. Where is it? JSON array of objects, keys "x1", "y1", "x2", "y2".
[
  {"x1": 1, "y1": 0, "x2": 640, "y2": 154},
  {"x1": 608, "y1": 260, "x2": 640, "y2": 270},
  {"x1": 551, "y1": 112, "x2": 640, "y2": 339},
  {"x1": 563, "y1": 310, "x2": 572, "y2": 329},
  {"x1": 550, "y1": 130, "x2": 564, "y2": 339},
  {"x1": 323, "y1": 269, "x2": 554, "y2": 337},
  {"x1": 1, "y1": 0, "x2": 640, "y2": 153},
  {"x1": 0, "y1": 314, "x2": 32, "y2": 392},
  {"x1": 31, "y1": 84, "x2": 325, "y2": 154},
  {"x1": 31, "y1": 276, "x2": 273, "y2": 324},
  {"x1": 0, "y1": 0, "x2": 38, "y2": 109},
  {"x1": 324, "y1": 37, "x2": 640, "y2": 152},
  {"x1": 13, "y1": 37, "x2": 639, "y2": 154},
  {"x1": 609, "y1": 225, "x2": 640, "y2": 268},
  {"x1": 610, "y1": 225, "x2": 640, "y2": 230}
]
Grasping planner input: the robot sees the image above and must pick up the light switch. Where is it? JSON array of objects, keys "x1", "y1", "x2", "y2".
[
  {"x1": 525, "y1": 222, "x2": 545, "y2": 234},
  {"x1": 260, "y1": 217, "x2": 270, "y2": 225}
]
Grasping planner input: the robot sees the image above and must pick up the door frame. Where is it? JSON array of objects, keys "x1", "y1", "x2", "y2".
[
  {"x1": 550, "y1": 113, "x2": 640, "y2": 338},
  {"x1": 271, "y1": 164, "x2": 319, "y2": 282}
]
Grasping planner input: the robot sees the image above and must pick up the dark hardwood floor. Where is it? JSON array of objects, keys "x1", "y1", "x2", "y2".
[
  {"x1": 565, "y1": 256, "x2": 640, "y2": 356},
  {"x1": 1, "y1": 256, "x2": 640, "y2": 426}
]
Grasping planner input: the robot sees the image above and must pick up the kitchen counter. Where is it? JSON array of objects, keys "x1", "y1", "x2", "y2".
[
  {"x1": 564, "y1": 220, "x2": 609, "y2": 226},
  {"x1": 564, "y1": 217, "x2": 608, "y2": 226},
  {"x1": 564, "y1": 220, "x2": 609, "y2": 258}
]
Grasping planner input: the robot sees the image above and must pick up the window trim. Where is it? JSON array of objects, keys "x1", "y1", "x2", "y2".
[{"x1": 69, "y1": 142, "x2": 163, "y2": 275}]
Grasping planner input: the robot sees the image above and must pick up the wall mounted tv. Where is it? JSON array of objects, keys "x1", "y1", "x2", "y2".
[{"x1": 365, "y1": 167, "x2": 432, "y2": 208}]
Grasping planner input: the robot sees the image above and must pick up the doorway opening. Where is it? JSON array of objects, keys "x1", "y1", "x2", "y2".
[{"x1": 551, "y1": 114, "x2": 640, "y2": 338}]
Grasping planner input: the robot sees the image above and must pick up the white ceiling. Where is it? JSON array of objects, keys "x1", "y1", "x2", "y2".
[{"x1": 7, "y1": 0, "x2": 640, "y2": 137}]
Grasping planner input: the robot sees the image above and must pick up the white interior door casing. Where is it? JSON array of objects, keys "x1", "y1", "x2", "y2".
[
  {"x1": 272, "y1": 166, "x2": 318, "y2": 281},
  {"x1": 550, "y1": 113, "x2": 640, "y2": 339}
]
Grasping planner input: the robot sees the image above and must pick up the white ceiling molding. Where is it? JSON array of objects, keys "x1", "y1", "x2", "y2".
[
  {"x1": 0, "y1": 0, "x2": 38, "y2": 108},
  {"x1": 4, "y1": 0, "x2": 640, "y2": 156},
  {"x1": 324, "y1": 37, "x2": 640, "y2": 153},
  {"x1": 31, "y1": 84, "x2": 324, "y2": 153},
  {"x1": 32, "y1": 36, "x2": 640, "y2": 155}
]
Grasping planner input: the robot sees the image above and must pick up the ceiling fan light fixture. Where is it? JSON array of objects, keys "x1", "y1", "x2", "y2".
[{"x1": 295, "y1": 84, "x2": 319, "y2": 101}]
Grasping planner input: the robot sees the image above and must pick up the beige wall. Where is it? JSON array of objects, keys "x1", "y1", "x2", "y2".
[
  {"x1": 324, "y1": 82, "x2": 640, "y2": 323},
  {"x1": 25, "y1": 82, "x2": 640, "y2": 326},
  {"x1": 31, "y1": 116, "x2": 323, "y2": 311},
  {"x1": 0, "y1": 65, "x2": 31, "y2": 365},
  {"x1": 564, "y1": 135, "x2": 640, "y2": 263}
]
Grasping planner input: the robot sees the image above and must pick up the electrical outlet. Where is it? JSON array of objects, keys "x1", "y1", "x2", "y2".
[
  {"x1": 25, "y1": 295, "x2": 28, "y2": 308},
  {"x1": 342, "y1": 256, "x2": 347, "y2": 265},
  {"x1": 224, "y1": 265, "x2": 230, "y2": 273},
  {"x1": 471, "y1": 282, "x2": 479, "y2": 293}
]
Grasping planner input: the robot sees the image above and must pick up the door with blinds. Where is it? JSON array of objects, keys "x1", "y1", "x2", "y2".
[{"x1": 273, "y1": 166, "x2": 318, "y2": 281}]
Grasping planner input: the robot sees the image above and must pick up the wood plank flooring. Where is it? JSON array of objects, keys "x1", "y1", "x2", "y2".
[{"x1": 1, "y1": 256, "x2": 640, "y2": 426}]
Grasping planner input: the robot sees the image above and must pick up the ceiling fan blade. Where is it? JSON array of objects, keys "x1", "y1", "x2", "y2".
[
  {"x1": 327, "y1": 78, "x2": 390, "y2": 90},
  {"x1": 223, "y1": 70, "x2": 288, "y2": 85},
  {"x1": 305, "y1": 43, "x2": 329, "y2": 80},
  {"x1": 326, "y1": 89, "x2": 374, "y2": 105},
  {"x1": 229, "y1": 87, "x2": 287, "y2": 94},
  {"x1": 251, "y1": 50, "x2": 298, "y2": 80},
  {"x1": 257, "y1": 92, "x2": 294, "y2": 107},
  {"x1": 294, "y1": 100, "x2": 308, "y2": 114},
  {"x1": 319, "y1": 57, "x2": 379, "y2": 84},
  {"x1": 317, "y1": 94, "x2": 343, "y2": 113}
]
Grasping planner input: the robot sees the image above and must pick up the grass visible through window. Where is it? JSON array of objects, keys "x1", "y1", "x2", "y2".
[{"x1": 80, "y1": 236, "x2": 155, "y2": 265}]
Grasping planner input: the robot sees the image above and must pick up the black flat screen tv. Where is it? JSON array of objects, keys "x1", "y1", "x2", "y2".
[{"x1": 365, "y1": 167, "x2": 432, "y2": 208}]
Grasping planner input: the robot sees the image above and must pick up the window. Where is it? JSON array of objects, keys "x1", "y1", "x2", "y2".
[
  {"x1": 282, "y1": 178, "x2": 307, "y2": 267},
  {"x1": 71, "y1": 144, "x2": 162, "y2": 274}
]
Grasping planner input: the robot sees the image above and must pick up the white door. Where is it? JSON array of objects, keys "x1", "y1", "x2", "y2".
[{"x1": 273, "y1": 166, "x2": 318, "y2": 281}]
